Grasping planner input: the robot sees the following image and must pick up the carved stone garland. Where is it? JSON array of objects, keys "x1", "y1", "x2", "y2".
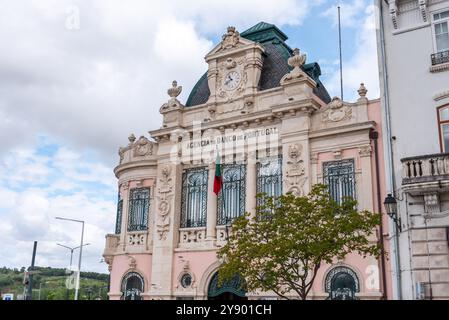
[
  {"x1": 156, "y1": 165, "x2": 173, "y2": 240},
  {"x1": 286, "y1": 144, "x2": 308, "y2": 196}
]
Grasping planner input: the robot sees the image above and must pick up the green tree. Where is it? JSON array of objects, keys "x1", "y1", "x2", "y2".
[{"x1": 217, "y1": 184, "x2": 381, "y2": 300}]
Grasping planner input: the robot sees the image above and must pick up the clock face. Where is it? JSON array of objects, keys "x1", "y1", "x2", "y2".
[{"x1": 223, "y1": 71, "x2": 241, "y2": 91}]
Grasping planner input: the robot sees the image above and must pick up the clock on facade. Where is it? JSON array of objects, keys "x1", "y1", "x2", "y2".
[{"x1": 223, "y1": 71, "x2": 241, "y2": 91}]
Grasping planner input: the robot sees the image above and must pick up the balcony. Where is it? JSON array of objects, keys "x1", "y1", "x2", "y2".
[
  {"x1": 431, "y1": 50, "x2": 449, "y2": 66},
  {"x1": 430, "y1": 50, "x2": 449, "y2": 73},
  {"x1": 401, "y1": 153, "x2": 449, "y2": 195},
  {"x1": 103, "y1": 234, "x2": 120, "y2": 257}
]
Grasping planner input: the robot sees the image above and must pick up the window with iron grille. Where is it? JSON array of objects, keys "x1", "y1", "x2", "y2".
[
  {"x1": 323, "y1": 159, "x2": 355, "y2": 204},
  {"x1": 121, "y1": 272, "x2": 144, "y2": 300},
  {"x1": 127, "y1": 188, "x2": 150, "y2": 231},
  {"x1": 181, "y1": 167, "x2": 208, "y2": 228},
  {"x1": 257, "y1": 156, "x2": 283, "y2": 206},
  {"x1": 115, "y1": 192, "x2": 123, "y2": 234},
  {"x1": 217, "y1": 163, "x2": 246, "y2": 225}
]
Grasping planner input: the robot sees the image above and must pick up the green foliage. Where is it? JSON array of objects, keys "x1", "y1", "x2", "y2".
[
  {"x1": 0, "y1": 266, "x2": 109, "y2": 300},
  {"x1": 217, "y1": 184, "x2": 381, "y2": 300}
]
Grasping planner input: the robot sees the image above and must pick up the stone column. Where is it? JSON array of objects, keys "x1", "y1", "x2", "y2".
[
  {"x1": 119, "y1": 181, "x2": 130, "y2": 251},
  {"x1": 246, "y1": 153, "x2": 257, "y2": 219},
  {"x1": 359, "y1": 144, "x2": 374, "y2": 211},
  {"x1": 206, "y1": 162, "x2": 217, "y2": 241}
]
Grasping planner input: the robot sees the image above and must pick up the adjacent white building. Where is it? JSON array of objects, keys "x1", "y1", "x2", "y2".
[{"x1": 376, "y1": 0, "x2": 449, "y2": 299}]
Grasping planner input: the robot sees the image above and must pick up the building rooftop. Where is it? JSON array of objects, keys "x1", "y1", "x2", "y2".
[{"x1": 185, "y1": 22, "x2": 331, "y2": 107}]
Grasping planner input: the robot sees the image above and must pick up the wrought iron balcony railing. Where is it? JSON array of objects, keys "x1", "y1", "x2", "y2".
[
  {"x1": 431, "y1": 50, "x2": 449, "y2": 66},
  {"x1": 401, "y1": 152, "x2": 449, "y2": 184}
]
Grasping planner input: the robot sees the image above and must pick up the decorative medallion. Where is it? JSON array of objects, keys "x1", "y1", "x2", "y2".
[
  {"x1": 322, "y1": 97, "x2": 352, "y2": 123},
  {"x1": 133, "y1": 136, "x2": 153, "y2": 157}
]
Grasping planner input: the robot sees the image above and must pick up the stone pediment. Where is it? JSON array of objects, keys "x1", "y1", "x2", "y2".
[{"x1": 205, "y1": 26, "x2": 257, "y2": 60}]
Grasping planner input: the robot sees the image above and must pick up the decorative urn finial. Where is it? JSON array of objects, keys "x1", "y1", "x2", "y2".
[
  {"x1": 167, "y1": 80, "x2": 182, "y2": 99},
  {"x1": 358, "y1": 83, "x2": 368, "y2": 99},
  {"x1": 288, "y1": 48, "x2": 307, "y2": 70},
  {"x1": 128, "y1": 133, "x2": 136, "y2": 144}
]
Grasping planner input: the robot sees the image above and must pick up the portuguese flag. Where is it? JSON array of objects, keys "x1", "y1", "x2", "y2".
[{"x1": 213, "y1": 152, "x2": 223, "y2": 195}]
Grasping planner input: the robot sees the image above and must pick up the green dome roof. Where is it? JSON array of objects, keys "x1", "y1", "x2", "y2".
[{"x1": 185, "y1": 22, "x2": 331, "y2": 107}]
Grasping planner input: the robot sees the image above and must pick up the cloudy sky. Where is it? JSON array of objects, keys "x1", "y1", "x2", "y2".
[{"x1": 0, "y1": 0, "x2": 379, "y2": 274}]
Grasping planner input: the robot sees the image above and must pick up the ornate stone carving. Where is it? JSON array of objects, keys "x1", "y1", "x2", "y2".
[
  {"x1": 333, "y1": 150, "x2": 342, "y2": 160},
  {"x1": 129, "y1": 256, "x2": 137, "y2": 269},
  {"x1": 389, "y1": 1, "x2": 398, "y2": 29},
  {"x1": 286, "y1": 144, "x2": 307, "y2": 196},
  {"x1": 133, "y1": 136, "x2": 153, "y2": 157},
  {"x1": 128, "y1": 133, "x2": 136, "y2": 145},
  {"x1": 359, "y1": 145, "x2": 372, "y2": 157},
  {"x1": 180, "y1": 228, "x2": 206, "y2": 244},
  {"x1": 156, "y1": 164, "x2": 174, "y2": 240},
  {"x1": 419, "y1": 0, "x2": 428, "y2": 22},
  {"x1": 424, "y1": 193, "x2": 440, "y2": 214},
  {"x1": 322, "y1": 97, "x2": 352, "y2": 123},
  {"x1": 160, "y1": 81, "x2": 184, "y2": 114},
  {"x1": 225, "y1": 57, "x2": 237, "y2": 69},
  {"x1": 221, "y1": 26, "x2": 240, "y2": 50},
  {"x1": 280, "y1": 48, "x2": 308, "y2": 85},
  {"x1": 119, "y1": 147, "x2": 125, "y2": 164},
  {"x1": 104, "y1": 256, "x2": 113, "y2": 272},
  {"x1": 128, "y1": 233, "x2": 145, "y2": 245}
]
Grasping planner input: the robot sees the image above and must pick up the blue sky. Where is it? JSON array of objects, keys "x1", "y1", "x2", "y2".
[{"x1": 0, "y1": 0, "x2": 379, "y2": 273}]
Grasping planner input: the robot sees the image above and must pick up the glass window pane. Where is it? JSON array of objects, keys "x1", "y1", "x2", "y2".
[
  {"x1": 128, "y1": 188, "x2": 150, "y2": 231},
  {"x1": 323, "y1": 159, "x2": 355, "y2": 204},
  {"x1": 440, "y1": 108, "x2": 449, "y2": 121},
  {"x1": 442, "y1": 124, "x2": 449, "y2": 152},
  {"x1": 217, "y1": 163, "x2": 246, "y2": 225},
  {"x1": 435, "y1": 22, "x2": 449, "y2": 52},
  {"x1": 257, "y1": 156, "x2": 283, "y2": 208},
  {"x1": 436, "y1": 33, "x2": 449, "y2": 52},
  {"x1": 181, "y1": 168, "x2": 208, "y2": 228}
]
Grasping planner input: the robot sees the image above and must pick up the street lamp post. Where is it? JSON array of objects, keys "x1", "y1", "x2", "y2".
[
  {"x1": 55, "y1": 217, "x2": 85, "y2": 301},
  {"x1": 56, "y1": 243, "x2": 91, "y2": 270}
]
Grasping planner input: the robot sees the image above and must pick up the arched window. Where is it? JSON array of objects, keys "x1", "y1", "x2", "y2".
[
  {"x1": 207, "y1": 272, "x2": 246, "y2": 300},
  {"x1": 121, "y1": 272, "x2": 144, "y2": 300},
  {"x1": 181, "y1": 167, "x2": 208, "y2": 228},
  {"x1": 217, "y1": 164, "x2": 246, "y2": 225},
  {"x1": 325, "y1": 266, "x2": 360, "y2": 300}
]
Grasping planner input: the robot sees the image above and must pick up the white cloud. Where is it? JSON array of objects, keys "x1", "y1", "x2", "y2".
[
  {"x1": 0, "y1": 0, "x2": 341, "y2": 273},
  {"x1": 0, "y1": 140, "x2": 115, "y2": 273},
  {"x1": 321, "y1": 0, "x2": 366, "y2": 28},
  {"x1": 0, "y1": 0, "x2": 317, "y2": 164},
  {"x1": 323, "y1": 3, "x2": 379, "y2": 101}
]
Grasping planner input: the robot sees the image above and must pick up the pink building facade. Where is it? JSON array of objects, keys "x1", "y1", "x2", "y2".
[{"x1": 103, "y1": 22, "x2": 392, "y2": 300}]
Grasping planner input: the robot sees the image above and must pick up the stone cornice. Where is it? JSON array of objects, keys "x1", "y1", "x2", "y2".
[
  {"x1": 114, "y1": 159, "x2": 158, "y2": 178},
  {"x1": 309, "y1": 121, "x2": 376, "y2": 139}
]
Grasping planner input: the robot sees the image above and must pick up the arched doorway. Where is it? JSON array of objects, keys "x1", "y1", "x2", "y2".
[
  {"x1": 207, "y1": 272, "x2": 247, "y2": 300},
  {"x1": 121, "y1": 272, "x2": 144, "y2": 300},
  {"x1": 325, "y1": 266, "x2": 360, "y2": 300}
]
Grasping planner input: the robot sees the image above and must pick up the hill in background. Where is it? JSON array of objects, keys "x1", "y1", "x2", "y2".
[{"x1": 0, "y1": 266, "x2": 110, "y2": 300}]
